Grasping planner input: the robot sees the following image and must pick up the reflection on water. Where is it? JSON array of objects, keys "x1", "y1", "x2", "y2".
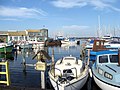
[
  {"x1": 0, "y1": 53, "x2": 14, "y2": 61},
  {"x1": 0, "y1": 43, "x2": 101, "y2": 90}
]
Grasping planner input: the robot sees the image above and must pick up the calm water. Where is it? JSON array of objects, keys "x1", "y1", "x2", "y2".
[{"x1": 0, "y1": 41, "x2": 101, "y2": 90}]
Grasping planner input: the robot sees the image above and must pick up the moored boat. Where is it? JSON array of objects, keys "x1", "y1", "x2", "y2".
[
  {"x1": 17, "y1": 41, "x2": 33, "y2": 49},
  {"x1": 28, "y1": 40, "x2": 45, "y2": 48},
  {"x1": 48, "y1": 55, "x2": 89, "y2": 90},
  {"x1": 91, "y1": 40, "x2": 120, "y2": 90},
  {"x1": 0, "y1": 43, "x2": 13, "y2": 53},
  {"x1": 61, "y1": 37, "x2": 79, "y2": 45}
]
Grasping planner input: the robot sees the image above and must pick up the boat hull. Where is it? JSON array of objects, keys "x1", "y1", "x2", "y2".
[
  {"x1": 61, "y1": 41, "x2": 76, "y2": 45},
  {"x1": 49, "y1": 67, "x2": 89, "y2": 90},
  {"x1": 93, "y1": 72, "x2": 120, "y2": 90},
  {"x1": 20, "y1": 44, "x2": 33, "y2": 49},
  {"x1": 0, "y1": 45, "x2": 13, "y2": 53}
]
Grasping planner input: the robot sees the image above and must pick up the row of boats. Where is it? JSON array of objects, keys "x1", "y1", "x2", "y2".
[
  {"x1": 48, "y1": 39, "x2": 120, "y2": 90},
  {"x1": 1, "y1": 37, "x2": 120, "y2": 90},
  {"x1": 0, "y1": 37, "x2": 80, "y2": 54}
]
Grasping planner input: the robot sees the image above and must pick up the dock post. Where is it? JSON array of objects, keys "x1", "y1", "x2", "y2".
[
  {"x1": 87, "y1": 49, "x2": 90, "y2": 65},
  {"x1": 37, "y1": 52, "x2": 46, "y2": 89},
  {"x1": 41, "y1": 71, "x2": 45, "y2": 89},
  {"x1": 33, "y1": 50, "x2": 51, "y2": 89},
  {"x1": 4, "y1": 45, "x2": 6, "y2": 54},
  {"x1": 52, "y1": 48, "x2": 55, "y2": 77}
]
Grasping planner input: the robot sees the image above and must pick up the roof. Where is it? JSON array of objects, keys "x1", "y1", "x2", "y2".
[
  {"x1": 8, "y1": 31, "x2": 26, "y2": 36},
  {"x1": 90, "y1": 50, "x2": 118, "y2": 61},
  {"x1": 90, "y1": 50, "x2": 118, "y2": 56},
  {"x1": 0, "y1": 31, "x2": 8, "y2": 35},
  {"x1": 26, "y1": 29, "x2": 48, "y2": 33}
]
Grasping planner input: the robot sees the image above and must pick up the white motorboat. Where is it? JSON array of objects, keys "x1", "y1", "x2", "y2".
[
  {"x1": 28, "y1": 40, "x2": 45, "y2": 48},
  {"x1": 48, "y1": 55, "x2": 89, "y2": 90},
  {"x1": 104, "y1": 41, "x2": 120, "y2": 49},
  {"x1": 61, "y1": 37, "x2": 79, "y2": 45},
  {"x1": 17, "y1": 41, "x2": 33, "y2": 49}
]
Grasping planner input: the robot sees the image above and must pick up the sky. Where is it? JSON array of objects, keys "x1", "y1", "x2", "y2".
[{"x1": 0, "y1": 0, "x2": 120, "y2": 37}]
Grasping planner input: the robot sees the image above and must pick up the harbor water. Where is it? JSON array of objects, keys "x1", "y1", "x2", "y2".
[{"x1": 0, "y1": 40, "x2": 101, "y2": 90}]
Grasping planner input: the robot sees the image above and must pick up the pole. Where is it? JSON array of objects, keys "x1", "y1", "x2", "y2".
[
  {"x1": 87, "y1": 49, "x2": 90, "y2": 66},
  {"x1": 98, "y1": 15, "x2": 101, "y2": 38},
  {"x1": 38, "y1": 51, "x2": 45, "y2": 89},
  {"x1": 52, "y1": 48, "x2": 55, "y2": 77},
  {"x1": 4, "y1": 45, "x2": 6, "y2": 54},
  {"x1": 41, "y1": 71, "x2": 45, "y2": 89}
]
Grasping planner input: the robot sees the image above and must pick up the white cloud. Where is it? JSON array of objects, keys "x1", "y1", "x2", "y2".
[
  {"x1": 0, "y1": 6, "x2": 47, "y2": 18},
  {"x1": 89, "y1": 0, "x2": 120, "y2": 11},
  {"x1": 0, "y1": 18, "x2": 19, "y2": 21},
  {"x1": 51, "y1": 0, "x2": 120, "y2": 12},
  {"x1": 62, "y1": 25, "x2": 89, "y2": 30},
  {"x1": 51, "y1": 0, "x2": 87, "y2": 8}
]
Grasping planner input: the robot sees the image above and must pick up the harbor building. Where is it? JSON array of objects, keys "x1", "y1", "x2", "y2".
[{"x1": 0, "y1": 29, "x2": 48, "y2": 43}]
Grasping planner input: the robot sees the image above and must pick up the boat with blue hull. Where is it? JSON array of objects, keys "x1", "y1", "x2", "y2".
[{"x1": 90, "y1": 40, "x2": 120, "y2": 90}]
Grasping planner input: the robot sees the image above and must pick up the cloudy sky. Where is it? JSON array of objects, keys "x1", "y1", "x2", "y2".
[{"x1": 0, "y1": 0, "x2": 120, "y2": 37}]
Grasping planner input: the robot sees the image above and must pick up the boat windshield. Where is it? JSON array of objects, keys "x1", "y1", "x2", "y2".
[
  {"x1": 109, "y1": 55, "x2": 118, "y2": 63},
  {"x1": 99, "y1": 55, "x2": 108, "y2": 63},
  {"x1": 64, "y1": 57, "x2": 75, "y2": 60}
]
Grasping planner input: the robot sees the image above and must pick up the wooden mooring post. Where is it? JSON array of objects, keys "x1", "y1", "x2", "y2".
[
  {"x1": 33, "y1": 50, "x2": 51, "y2": 89},
  {"x1": 52, "y1": 48, "x2": 55, "y2": 77}
]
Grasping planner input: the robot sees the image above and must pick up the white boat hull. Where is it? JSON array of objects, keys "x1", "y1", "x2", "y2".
[
  {"x1": 93, "y1": 75, "x2": 120, "y2": 90},
  {"x1": 49, "y1": 67, "x2": 88, "y2": 90},
  {"x1": 20, "y1": 44, "x2": 33, "y2": 49}
]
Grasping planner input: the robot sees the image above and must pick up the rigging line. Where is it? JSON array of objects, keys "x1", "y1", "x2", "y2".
[{"x1": 54, "y1": 76, "x2": 63, "y2": 90}]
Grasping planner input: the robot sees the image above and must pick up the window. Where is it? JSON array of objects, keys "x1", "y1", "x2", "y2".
[
  {"x1": 10, "y1": 37, "x2": 12, "y2": 40},
  {"x1": 99, "y1": 55, "x2": 108, "y2": 63},
  {"x1": 14, "y1": 37, "x2": 18, "y2": 41},
  {"x1": 96, "y1": 41, "x2": 99, "y2": 46},
  {"x1": 109, "y1": 55, "x2": 118, "y2": 63},
  {"x1": 63, "y1": 69, "x2": 72, "y2": 73}
]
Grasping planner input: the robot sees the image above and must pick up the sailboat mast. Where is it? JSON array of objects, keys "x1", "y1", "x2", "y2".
[{"x1": 98, "y1": 15, "x2": 101, "y2": 38}]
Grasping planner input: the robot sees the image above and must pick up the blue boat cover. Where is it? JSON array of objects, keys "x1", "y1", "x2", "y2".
[{"x1": 90, "y1": 50, "x2": 118, "y2": 61}]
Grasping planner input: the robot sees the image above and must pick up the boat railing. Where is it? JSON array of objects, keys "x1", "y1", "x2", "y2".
[
  {"x1": 50, "y1": 67, "x2": 62, "y2": 78},
  {"x1": 50, "y1": 67, "x2": 77, "y2": 79},
  {"x1": 68, "y1": 67, "x2": 77, "y2": 79}
]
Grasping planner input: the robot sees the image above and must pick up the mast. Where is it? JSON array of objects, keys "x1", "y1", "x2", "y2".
[{"x1": 98, "y1": 15, "x2": 101, "y2": 38}]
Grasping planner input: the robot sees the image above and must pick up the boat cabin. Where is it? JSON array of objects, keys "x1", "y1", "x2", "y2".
[
  {"x1": 95, "y1": 50, "x2": 118, "y2": 65},
  {"x1": 55, "y1": 56, "x2": 84, "y2": 79}
]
